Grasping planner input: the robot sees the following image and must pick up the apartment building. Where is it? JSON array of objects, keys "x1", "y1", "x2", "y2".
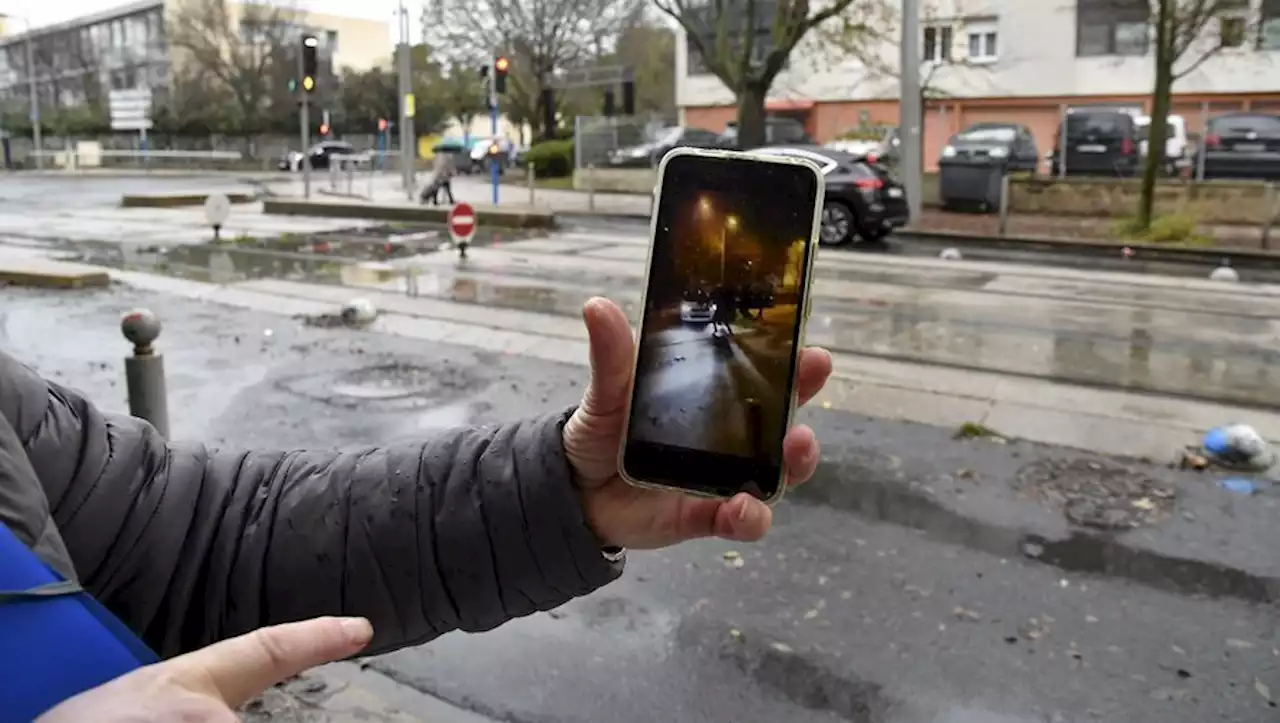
[
  {"x1": 0, "y1": 0, "x2": 389, "y2": 117},
  {"x1": 677, "y1": 0, "x2": 1280, "y2": 164}
]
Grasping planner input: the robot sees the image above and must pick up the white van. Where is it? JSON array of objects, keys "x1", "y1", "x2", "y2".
[{"x1": 1135, "y1": 114, "x2": 1191, "y2": 173}]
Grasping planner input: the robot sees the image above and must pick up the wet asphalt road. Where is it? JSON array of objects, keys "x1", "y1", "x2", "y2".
[{"x1": 3, "y1": 286, "x2": 1276, "y2": 723}]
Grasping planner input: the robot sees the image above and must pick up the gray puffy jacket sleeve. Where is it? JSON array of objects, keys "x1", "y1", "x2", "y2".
[{"x1": 2, "y1": 353, "x2": 623, "y2": 658}]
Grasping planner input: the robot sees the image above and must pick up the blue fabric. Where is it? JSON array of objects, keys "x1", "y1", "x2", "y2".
[{"x1": 0, "y1": 523, "x2": 158, "y2": 722}]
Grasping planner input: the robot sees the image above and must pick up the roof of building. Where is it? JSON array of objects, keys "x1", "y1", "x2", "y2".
[{"x1": 0, "y1": 0, "x2": 162, "y2": 47}]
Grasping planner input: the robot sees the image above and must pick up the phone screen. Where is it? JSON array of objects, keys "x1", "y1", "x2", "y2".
[{"x1": 622, "y1": 152, "x2": 820, "y2": 502}]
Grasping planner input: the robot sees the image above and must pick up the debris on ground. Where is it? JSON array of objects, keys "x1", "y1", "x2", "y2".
[
  {"x1": 722, "y1": 550, "x2": 745, "y2": 569},
  {"x1": 1199, "y1": 423, "x2": 1276, "y2": 473},
  {"x1": 341, "y1": 298, "x2": 379, "y2": 327},
  {"x1": 1208, "y1": 260, "x2": 1240, "y2": 282},
  {"x1": 939, "y1": 247, "x2": 963, "y2": 261},
  {"x1": 1218, "y1": 478, "x2": 1261, "y2": 496},
  {"x1": 1015, "y1": 457, "x2": 1176, "y2": 530}
]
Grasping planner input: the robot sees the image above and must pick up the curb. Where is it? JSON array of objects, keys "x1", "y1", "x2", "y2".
[
  {"x1": 120, "y1": 192, "x2": 256, "y2": 208},
  {"x1": 675, "y1": 611, "x2": 896, "y2": 722},
  {"x1": 262, "y1": 198, "x2": 558, "y2": 230},
  {"x1": 899, "y1": 228, "x2": 1280, "y2": 268},
  {"x1": 791, "y1": 462, "x2": 1280, "y2": 604}
]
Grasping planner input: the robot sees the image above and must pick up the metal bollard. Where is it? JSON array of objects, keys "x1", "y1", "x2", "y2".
[
  {"x1": 997, "y1": 173, "x2": 1011, "y2": 237},
  {"x1": 1262, "y1": 182, "x2": 1276, "y2": 251},
  {"x1": 121, "y1": 309, "x2": 170, "y2": 439},
  {"x1": 587, "y1": 163, "x2": 596, "y2": 213},
  {"x1": 527, "y1": 163, "x2": 536, "y2": 207}
]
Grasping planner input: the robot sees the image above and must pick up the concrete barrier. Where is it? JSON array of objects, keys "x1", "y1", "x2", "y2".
[
  {"x1": 120, "y1": 192, "x2": 256, "y2": 208},
  {"x1": 262, "y1": 199, "x2": 557, "y2": 230},
  {"x1": 0, "y1": 256, "x2": 112, "y2": 289},
  {"x1": 1009, "y1": 177, "x2": 1278, "y2": 225},
  {"x1": 575, "y1": 166, "x2": 944, "y2": 207}
]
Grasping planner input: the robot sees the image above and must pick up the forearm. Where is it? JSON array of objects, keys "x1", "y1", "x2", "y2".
[{"x1": 104, "y1": 410, "x2": 622, "y2": 657}]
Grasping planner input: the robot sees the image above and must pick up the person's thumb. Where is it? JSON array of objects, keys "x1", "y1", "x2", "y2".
[
  {"x1": 169, "y1": 616, "x2": 373, "y2": 709},
  {"x1": 580, "y1": 297, "x2": 634, "y2": 418}
]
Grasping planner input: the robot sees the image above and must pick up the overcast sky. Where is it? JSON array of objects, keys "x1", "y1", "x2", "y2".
[{"x1": 8, "y1": 0, "x2": 397, "y2": 29}]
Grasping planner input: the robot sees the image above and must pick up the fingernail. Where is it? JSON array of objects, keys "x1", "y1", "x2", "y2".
[
  {"x1": 737, "y1": 500, "x2": 753, "y2": 523},
  {"x1": 340, "y1": 617, "x2": 374, "y2": 646}
]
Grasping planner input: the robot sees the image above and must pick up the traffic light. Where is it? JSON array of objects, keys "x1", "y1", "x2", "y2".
[
  {"x1": 494, "y1": 55, "x2": 509, "y2": 94},
  {"x1": 301, "y1": 35, "x2": 318, "y2": 93},
  {"x1": 377, "y1": 118, "x2": 388, "y2": 132},
  {"x1": 602, "y1": 88, "x2": 615, "y2": 117}
]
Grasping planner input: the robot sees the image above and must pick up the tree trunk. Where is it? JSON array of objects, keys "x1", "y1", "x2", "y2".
[
  {"x1": 1138, "y1": 0, "x2": 1174, "y2": 231},
  {"x1": 736, "y1": 83, "x2": 768, "y2": 149},
  {"x1": 537, "y1": 86, "x2": 557, "y2": 142}
]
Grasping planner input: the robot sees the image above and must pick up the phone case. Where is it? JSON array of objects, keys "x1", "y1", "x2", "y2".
[{"x1": 616, "y1": 146, "x2": 826, "y2": 506}]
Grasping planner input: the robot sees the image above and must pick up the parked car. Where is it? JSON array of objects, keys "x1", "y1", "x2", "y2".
[
  {"x1": 1048, "y1": 108, "x2": 1142, "y2": 177},
  {"x1": 1199, "y1": 112, "x2": 1280, "y2": 180},
  {"x1": 467, "y1": 137, "x2": 515, "y2": 174},
  {"x1": 939, "y1": 123, "x2": 1039, "y2": 210},
  {"x1": 1135, "y1": 114, "x2": 1191, "y2": 175},
  {"x1": 750, "y1": 145, "x2": 908, "y2": 246},
  {"x1": 607, "y1": 126, "x2": 721, "y2": 168},
  {"x1": 278, "y1": 140, "x2": 356, "y2": 172},
  {"x1": 716, "y1": 117, "x2": 813, "y2": 149}
]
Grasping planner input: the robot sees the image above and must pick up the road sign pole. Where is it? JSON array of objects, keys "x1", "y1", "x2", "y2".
[
  {"x1": 899, "y1": 0, "x2": 923, "y2": 224},
  {"x1": 297, "y1": 46, "x2": 311, "y2": 200},
  {"x1": 139, "y1": 128, "x2": 148, "y2": 170},
  {"x1": 489, "y1": 61, "x2": 500, "y2": 206}
]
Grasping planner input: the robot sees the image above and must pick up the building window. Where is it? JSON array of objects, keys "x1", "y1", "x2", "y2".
[
  {"x1": 965, "y1": 21, "x2": 998, "y2": 62},
  {"x1": 1077, "y1": 0, "x2": 1149, "y2": 56},
  {"x1": 1220, "y1": 15, "x2": 1247, "y2": 47},
  {"x1": 923, "y1": 24, "x2": 953, "y2": 63},
  {"x1": 1261, "y1": 0, "x2": 1280, "y2": 49}
]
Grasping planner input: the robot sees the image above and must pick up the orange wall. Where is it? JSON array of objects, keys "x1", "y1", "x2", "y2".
[{"x1": 684, "y1": 92, "x2": 1277, "y2": 170}]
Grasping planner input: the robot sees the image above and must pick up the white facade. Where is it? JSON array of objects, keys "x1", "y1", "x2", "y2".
[{"x1": 676, "y1": 0, "x2": 1280, "y2": 109}]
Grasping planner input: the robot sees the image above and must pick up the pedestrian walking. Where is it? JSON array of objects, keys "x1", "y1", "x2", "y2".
[
  {"x1": 1, "y1": 297, "x2": 833, "y2": 721},
  {"x1": 420, "y1": 150, "x2": 456, "y2": 205}
]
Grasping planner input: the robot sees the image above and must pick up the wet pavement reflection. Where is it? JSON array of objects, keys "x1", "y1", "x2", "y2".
[{"x1": 39, "y1": 226, "x2": 1280, "y2": 409}]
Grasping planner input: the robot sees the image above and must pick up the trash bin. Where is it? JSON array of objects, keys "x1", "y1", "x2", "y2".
[{"x1": 938, "y1": 156, "x2": 1004, "y2": 210}]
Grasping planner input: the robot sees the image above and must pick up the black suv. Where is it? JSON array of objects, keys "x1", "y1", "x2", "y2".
[
  {"x1": 1049, "y1": 109, "x2": 1141, "y2": 177},
  {"x1": 752, "y1": 146, "x2": 908, "y2": 246},
  {"x1": 717, "y1": 117, "x2": 813, "y2": 149},
  {"x1": 1201, "y1": 113, "x2": 1280, "y2": 180}
]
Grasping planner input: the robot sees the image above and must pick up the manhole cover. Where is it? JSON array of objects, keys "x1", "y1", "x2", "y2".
[
  {"x1": 1015, "y1": 457, "x2": 1176, "y2": 531},
  {"x1": 276, "y1": 362, "x2": 478, "y2": 410}
]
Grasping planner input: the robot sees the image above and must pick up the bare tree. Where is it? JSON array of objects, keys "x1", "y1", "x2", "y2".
[
  {"x1": 1122, "y1": 0, "x2": 1261, "y2": 229},
  {"x1": 423, "y1": 0, "x2": 640, "y2": 141},
  {"x1": 652, "y1": 0, "x2": 882, "y2": 148},
  {"x1": 166, "y1": 0, "x2": 296, "y2": 137}
]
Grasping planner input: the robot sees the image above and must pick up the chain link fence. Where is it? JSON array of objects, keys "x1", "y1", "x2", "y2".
[{"x1": 572, "y1": 114, "x2": 676, "y2": 170}]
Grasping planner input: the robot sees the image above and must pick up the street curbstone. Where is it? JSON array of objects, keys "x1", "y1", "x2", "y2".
[
  {"x1": 120, "y1": 192, "x2": 257, "y2": 208},
  {"x1": 262, "y1": 198, "x2": 558, "y2": 230},
  {"x1": 0, "y1": 257, "x2": 112, "y2": 289}
]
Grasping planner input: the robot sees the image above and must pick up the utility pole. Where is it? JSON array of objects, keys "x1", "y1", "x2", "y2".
[
  {"x1": 396, "y1": 1, "x2": 415, "y2": 200},
  {"x1": 297, "y1": 40, "x2": 311, "y2": 199},
  {"x1": 3, "y1": 13, "x2": 44, "y2": 170},
  {"x1": 488, "y1": 57, "x2": 499, "y2": 206},
  {"x1": 899, "y1": 0, "x2": 923, "y2": 223}
]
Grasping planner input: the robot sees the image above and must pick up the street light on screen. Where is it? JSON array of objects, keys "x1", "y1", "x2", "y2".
[
  {"x1": 697, "y1": 196, "x2": 713, "y2": 218},
  {"x1": 720, "y1": 215, "x2": 740, "y2": 284}
]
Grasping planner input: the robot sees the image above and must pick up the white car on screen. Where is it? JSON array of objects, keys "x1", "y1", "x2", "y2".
[{"x1": 680, "y1": 300, "x2": 717, "y2": 325}]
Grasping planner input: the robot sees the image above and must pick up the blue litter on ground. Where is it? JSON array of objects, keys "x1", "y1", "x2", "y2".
[{"x1": 1219, "y1": 478, "x2": 1259, "y2": 495}]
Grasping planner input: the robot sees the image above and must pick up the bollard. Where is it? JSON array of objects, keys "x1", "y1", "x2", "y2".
[
  {"x1": 587, "y1": 163, "x2": 597, "y2": 213},
  {"x1": 1262, "y1": 182, "x2": 1276, "y2": 251},
  {"x1": 121, "y1": 309, "x2": 170, "y2": 439},
  {"x1": 997, "y1": 173, "x2": 1011, "y2": 237},
  {"x1": 527, "y1": 163, "x2": 536, "y2": 207}
]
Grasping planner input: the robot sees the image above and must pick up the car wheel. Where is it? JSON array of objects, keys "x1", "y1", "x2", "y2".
[{"x1": 820, "y1": 200, "x2": 855, "y2": 246}]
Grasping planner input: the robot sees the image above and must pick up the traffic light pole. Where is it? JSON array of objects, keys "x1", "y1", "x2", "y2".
[
  {"x1": 489, "y1": 62, "x2": 500, "y2": 206},
  {"x1": 397, "y1": 2, "x2": 415, "y2": 201},
  {"x1": 297, "y1": 45, "x2": 311, "y2": 200}
]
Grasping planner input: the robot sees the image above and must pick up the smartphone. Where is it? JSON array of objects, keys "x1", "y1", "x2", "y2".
[{"x1": 618, "y1": 147, "x2": 824, "y2": 505}]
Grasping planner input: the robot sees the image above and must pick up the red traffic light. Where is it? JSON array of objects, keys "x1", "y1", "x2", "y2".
[
  {"x1": 495, "y1": 56, "x2": 510, "y2": 73},
  {"x1": 319, "y1": 124, "x2": 329, "y2": 136},
  {"x1": 378, "y1": 118, "x2": 388, "y2": 131}
]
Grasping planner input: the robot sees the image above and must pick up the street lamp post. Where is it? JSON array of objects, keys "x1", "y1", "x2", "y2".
[
  {"x1": 721, "y1": 215, "x2": 739, "y2": 284},
  {"x1": 1, "y1": 13, "x2": 42, "y2": 170}
]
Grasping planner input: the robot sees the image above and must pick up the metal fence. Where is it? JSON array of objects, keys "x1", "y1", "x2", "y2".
[{"x1": 573, "y1": 114, "x2": 675, "y2": 169}]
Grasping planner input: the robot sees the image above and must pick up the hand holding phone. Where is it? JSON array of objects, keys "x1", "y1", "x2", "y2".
[{"x1": 618, "y1": 148, "x2": 824, "y2": 505}]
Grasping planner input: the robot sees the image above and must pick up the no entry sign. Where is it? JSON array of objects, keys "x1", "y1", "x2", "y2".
[{"x1": 448, "y1": 202, "x2": 477, "y2": 244}]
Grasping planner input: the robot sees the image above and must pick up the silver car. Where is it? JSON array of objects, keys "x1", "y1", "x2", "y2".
[{"x1": 680, "y1": 300, "x2": 717, "y2": 325}]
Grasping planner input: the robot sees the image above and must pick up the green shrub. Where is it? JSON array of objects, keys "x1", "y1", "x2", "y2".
[
  {"x1": 1112, "y1": 213, "x2": 1212, "y2": 246},
  {"x1": 524, "y1": 139, "x2": 574, "y2": 178}
]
